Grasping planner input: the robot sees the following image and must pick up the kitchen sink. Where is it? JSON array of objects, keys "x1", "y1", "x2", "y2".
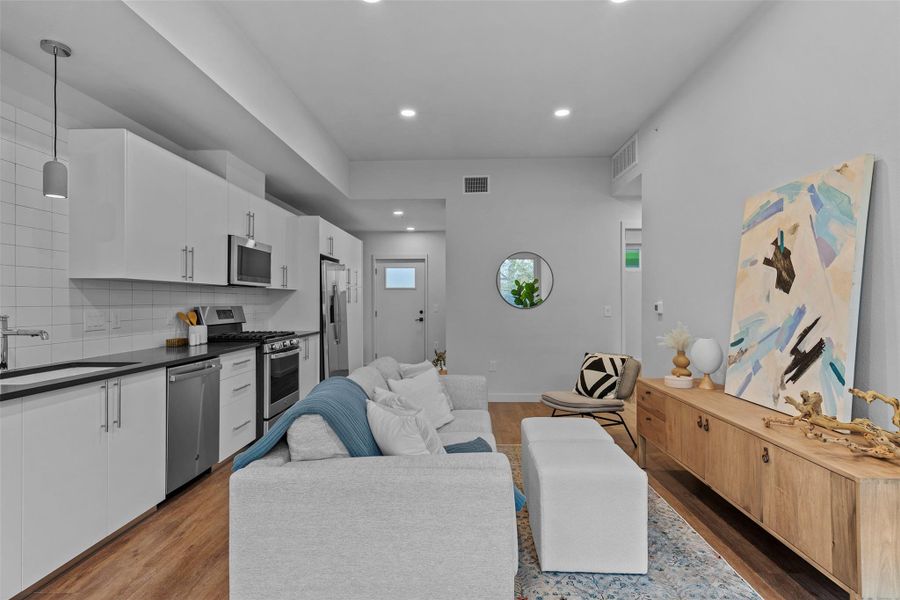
[{"x1": 0, "y1": 363, "x2": 135, "y2": 386}]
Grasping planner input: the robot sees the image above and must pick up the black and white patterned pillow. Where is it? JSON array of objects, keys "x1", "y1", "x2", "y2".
[{"x1": 573, "y1": 353, "x2": 628, "y2": 399}]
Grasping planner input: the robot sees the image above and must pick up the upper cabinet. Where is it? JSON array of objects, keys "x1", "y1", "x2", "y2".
[{"x1": 69, "y1": 129, "x2": 299, "y2": 289}]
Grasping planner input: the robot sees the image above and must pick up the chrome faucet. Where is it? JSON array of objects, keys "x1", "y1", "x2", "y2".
[{"x1": 0, "y1": 315, "x2": 50, "y2": 371}]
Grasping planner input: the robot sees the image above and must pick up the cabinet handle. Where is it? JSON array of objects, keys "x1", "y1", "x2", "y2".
[
  {"x1": 283, "y1": 265, "x2": 288, "y2": 288},
  {"x1": 233, "y1": 383, "x2": 252, "y2": 393},
  {"x1": 189, "y1": 247, "x2": 195, "y2": 281},
  {"x1": 762, "y1": 447, "x2": 770, "y2": 464},
  {"x1": 181, "y1": 246, "x2": 188, "y2": 279},
  {"x1": 233, "y1": 358, "x2": 252, "y2": 367},
  {"x1": 100, "y1": 383, "x2": 108, "y2": 431},
  {"x1": 246, "y1": 211, "x2": 252, "y2": 237},
  {"x1": 251, "y1": 212, "x2": 255, "y2": 238},
  {"x1": 233, "y1": 419, "x2": 252, "y2": 431},
  {"x1": 696, "y1": 416, "x2": 703, "y2": 429},
  {"x1": 644, "y1": 416, "x2": 652, "y2": 422},
  {"x1": 304, "y1": 337, "x2": 309, "y2": 360},
  {"x1": 110, "y1": 379, "x2": 120, "y2": 428},
  {"x1": 703, "y1": 418, "x2": 709, "y2": 432}
]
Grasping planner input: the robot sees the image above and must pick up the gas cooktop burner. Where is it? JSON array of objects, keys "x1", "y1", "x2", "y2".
[{"x1": 207, "y1": 330, "x2": 295, "y2": 342}]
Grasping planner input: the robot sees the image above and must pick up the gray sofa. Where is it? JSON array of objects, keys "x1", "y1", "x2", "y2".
[{"x1": 229, "y1": 357, "x2": 518, "y2": 600}]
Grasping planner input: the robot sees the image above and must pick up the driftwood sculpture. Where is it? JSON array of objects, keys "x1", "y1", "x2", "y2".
[{"x1": 763, "y1": 389, "x2": 900, "y2": 460}]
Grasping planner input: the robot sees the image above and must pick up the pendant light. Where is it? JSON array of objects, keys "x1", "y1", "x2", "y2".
[{"x1": 40, "y1": 39, "x2": 71, "y2": 199}]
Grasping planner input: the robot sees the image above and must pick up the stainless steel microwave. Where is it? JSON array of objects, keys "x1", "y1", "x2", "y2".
[{"x1": 229, "y1": 235, "x2": 272, "y2": 287}]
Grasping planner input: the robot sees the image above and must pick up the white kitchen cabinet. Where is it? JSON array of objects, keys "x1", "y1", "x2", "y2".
[
  {"x1": 21, "y1": 381, "x2": 110, "y2": 589},
  {"x1": 107, "y1": 370, "x2": 166, "y2": 533},
  {"x1": 268, "y1": 203, "x2": 299, "y2": 290},
  {"x1": 319, "y1": 219, "x2": 339, "y2": 257},
  {"x1": 124, "y1": 133, "x2": 187, "y2": 282},
  {"x1": 218, "y1": 349, "x2": 257, "y2": 462},
  {"x1": 283, "y1": 215, "x2": 299, "y2": 290},
  {"x1": 7, "y1": 369, "x2": 167, "y2": 595},
  {"x1": 185, "y1": 164, "x2": 228, "y2": 284},
  {"x1": 70, "y1": 129, "x2": 228, "y2": 285},
  {"x1": 299, "y1": 334, "x2": 320, "y2": 398},
  {"x1": 1, "y1": 399, "x2": 23, "y2": 600},
  {"x1": 249, "y1": 195, "x2": 272, "y2": 244},
  {"x1": 227, "y1": 182, "x2": 254, "y2": 238}
]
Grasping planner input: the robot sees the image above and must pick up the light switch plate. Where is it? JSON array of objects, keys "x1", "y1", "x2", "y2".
[
  {"x1": 84, "y1": 308, "x2": 106, "y2": 332},
  {"x1": 603, "y1": 305, "x2": 612, "y2": 317}
]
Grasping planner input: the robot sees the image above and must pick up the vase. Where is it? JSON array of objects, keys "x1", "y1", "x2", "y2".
[
  {"x1": 690, "y1": 338, "x2": 723, "y2": 390},
  {"x1": 671, "y1": 350, "x2": 692, "y2": 378},
  {"x1": 439, "y1": 368, "x2": 448, "y2": 375}
]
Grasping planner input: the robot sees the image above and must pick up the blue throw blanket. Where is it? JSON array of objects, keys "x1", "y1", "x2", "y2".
[
  {"x1": 445, "y1": 437, "x2": 526, "y2": 511},
  {"x1": 233, "y1": 377, "x2": 379, "y2": 471}
]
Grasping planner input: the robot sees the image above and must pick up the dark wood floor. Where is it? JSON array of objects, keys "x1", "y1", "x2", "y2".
[{"x1": 28, "y1": 401, "x2": 846, "y2": 599}]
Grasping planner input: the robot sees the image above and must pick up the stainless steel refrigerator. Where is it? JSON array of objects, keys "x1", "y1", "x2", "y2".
[{"x1": 321, "y1": 259, "x2": 349, "y2": 378}]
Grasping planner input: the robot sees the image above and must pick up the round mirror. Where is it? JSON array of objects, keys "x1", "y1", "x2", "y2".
[{"x1": 496, "y1": 252, "x2": 553, "y2": 309}]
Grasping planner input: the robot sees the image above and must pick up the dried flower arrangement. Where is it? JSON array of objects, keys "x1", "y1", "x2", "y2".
[{"x1": 657, "y1": 322, "x2": 693, "y2": 377}]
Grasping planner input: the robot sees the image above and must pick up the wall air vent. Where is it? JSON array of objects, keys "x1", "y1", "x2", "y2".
[
  {"x1": 611, "y1": 134, "x2": 638, "y2": 180},
  {"x1": 464, "y1": 176, "x2": 490, "y2": 194}
]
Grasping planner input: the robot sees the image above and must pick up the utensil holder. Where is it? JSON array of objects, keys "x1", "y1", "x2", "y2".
[{"x1": 188, "y1": 325, "x2": 206, "y2": 346}]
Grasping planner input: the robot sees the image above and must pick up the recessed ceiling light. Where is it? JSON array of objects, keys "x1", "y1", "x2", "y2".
[
  {"x1": 400, "y1": 108, "x2": 417, "y2": 118},
  {"x1": 362, "y1": 0, "x2": 382, "y2": 4},
  {"x1": 406, "y1": 226, "x2": 416, "y2": 231},
  {"x1": 393, "y1": 210, "x2": 404, "y2": 216},
  {"x1": 610, "y1": 0, "x2": 629, "y2": 3},
  {"x1": 554, "y1": 108, "x2": 571, "y2": 118}
]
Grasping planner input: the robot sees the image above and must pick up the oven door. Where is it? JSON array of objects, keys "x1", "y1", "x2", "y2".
[
  {"x1": 229, "y1": 235, "x2": 272, "y2": 287},
  {"x1": 263, "y1": 347, "x2": 301, "y2": 420}
]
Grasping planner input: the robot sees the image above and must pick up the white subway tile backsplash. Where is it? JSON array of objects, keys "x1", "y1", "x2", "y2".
[
  {"x1": 51, "y1": 250, "x2": 68, "y2": 270},
  {"x1": 1, "y1": 223, "x2": 13, "y2": 245},
  {"x1": 1, "y1": 244, "x2": 15, "y2": 266},
  {"x1": 16, "y1": 266, "x2": 52, "y2": 287},
  {"x1": 0, "y1": 103, "x2": 13, "y2": 120},
  {"x1": 16, "y1": 306, "x2": 51, "y2": 327},
  {"x1": 51, "y1": 268, "x2": 70, "y2": 288},
  {"x1": 16, "y1": 345, "x2": 51, "y2": 368},
  {"x1": 1, "y1": 181, "x2": 13, "y2": 204},
  {"x1": 15, "y1": 124, "x2": 52, "y2": 155},
  {"x1": 83, "y1": 288, "x2": 110, "y2": 306},
  {"x1": 15, "y1": 184, "x2": 51, "y2": 212},
  {"x1": 1, "y1": 139, "x2": 14, "y2": 162},
  {"x1": 108, "y1": 336, "x2": 132, "y2": 354},
  {"x1": 51, "y1": 340, "x2": 83, "y2": 362},
  {"x1": 1, "y1": 160, "x2": 14, "y2": 183},
  {"x1": 0, "y1": 118, "x2": 14, "y2": 141},
  {"x1": 16, "y1": 287, "x2": 51, "y2": 307},
  {"x1": 14, "y1": 144, "x2": 49, "y2": 172},
  {"x1": 0, "y1": 285, "x2": 15, "y2": 310},
  {"x1": 82, "y1": 338, "x2": 109, "y2": 359},
  {"x1": 133, "y1": 289, "x2": 153, "y2": 304},
  {"x1": 15, "y1": 246, "x2": 52, "y2": 268},
  {"x1": 15, "y1": 205, "x2": 51, "y2": 230},
  {"x1": 109, "y1": 289, "x2": 132, "y2": 306},
  {"x1": 15, "y1": 225, "x2": 52, "y2": 249},
  {"x1": 51, "y1": 212, "x2": 68, "y2": 233},
  {"x1": 15, "y1": 110, "x2": 52, "y2": 138},
  {"x1": 14, "y1": 164, "x2": 42, "y2": 190},
  {"x1": 52, "y1": 286, "x2": 84, "y2": 307},
  {"x1": 1, "y1": 201, "x2": 15, "y2": 224},
  {"x1": 52, "y1": 306, "x2": 83, "y2": 325}
]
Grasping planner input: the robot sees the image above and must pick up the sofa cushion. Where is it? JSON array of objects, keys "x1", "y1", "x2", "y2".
[
  {"x1": 387, "y1": 369, "x2": 454, "y2": 429},
  {"x1": 437, "y1": 409, "x2": 492, "y2": 434},
  {"x1": 369, "y1": 356, "x2": 402, "y2": 382},
  {"x1": 373, "y1": 388, "x2": 446, "y2": 455},
  {"x1": 348, "y1": 366, "x2": 387, "y2": 400},
  {"x1": 286, "y1": 414, "x2": 350, "y2": 461},
  {"x1": 399, "y1": 360, "x2": 436, "y2": 378},
  {"x1": 438, "y1": 430, "x2": 497, "y2": 450},
  {"x1": 366, "y1": 401, "x2": 430, "y2": 456}
]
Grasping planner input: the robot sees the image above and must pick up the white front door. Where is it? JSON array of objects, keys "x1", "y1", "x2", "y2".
[{"x1": 374, "y1": 259, "x2": 426, "y2": 363}]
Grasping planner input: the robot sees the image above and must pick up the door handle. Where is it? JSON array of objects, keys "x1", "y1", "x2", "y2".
[
  {"x1": 703, "y1": 418, "x2": 709, "y2": 432},
  {"x1": 168, "y1": 363, "x2": 222, "y2": 382},
  {"x1": 696, "y1": 416, "x2": 703, "y2": 429},
  {"x1": 762, "y1": 447, "x2": 770, "y2": 463},
  {"x1": 415, "y1": 317, "x2": 424, "y2": 322}
]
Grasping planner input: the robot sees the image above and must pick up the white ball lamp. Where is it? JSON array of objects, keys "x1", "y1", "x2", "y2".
[{"x1": 690, "y1": 338, "x2": 723, "y2": 390}]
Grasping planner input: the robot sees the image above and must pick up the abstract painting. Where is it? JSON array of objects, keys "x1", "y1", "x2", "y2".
[{"x1": 724, "y1": 154, "x2": 874, "y2": 420}]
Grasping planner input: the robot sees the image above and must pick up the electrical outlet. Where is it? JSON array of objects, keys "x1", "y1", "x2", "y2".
[
  {"x1": 488, "y1": 360, "x2": 497, "y2": 372},
  {"x1": 84, "y1": 308, "x2": 106, "y2": 332},
  {"x1": 111, "y1": 309, "x2": 121, "y2": 330},
  {"x1": 603, "y1": 305, "x2": 612, "y2": 318}
]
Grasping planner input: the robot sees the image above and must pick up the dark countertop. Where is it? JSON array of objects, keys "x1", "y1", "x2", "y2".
[{"x1": 0, "y1": 341, "x2": 261, "y2": 401}]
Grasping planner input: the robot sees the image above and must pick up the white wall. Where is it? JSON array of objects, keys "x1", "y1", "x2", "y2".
[
  {"x1": 636, "y1": 1, "x2": 900, "y2": 427},
  {"x1": 353, "y1": 231, "x2": 446, "y2": 364},
  {"x1": 0, "y1": 54, "x2": 284, "y2": 369},
  {"x1": 352, "y1": 158, "x2": 641, "y2": 401}
]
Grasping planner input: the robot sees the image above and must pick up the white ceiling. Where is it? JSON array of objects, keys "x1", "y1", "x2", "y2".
[
  {"x1": 1, "y1": 0, "x2": 761, "y2": 232},
  {"x1": 222, "y1": 0, "x2": 761, "y2": 161}
]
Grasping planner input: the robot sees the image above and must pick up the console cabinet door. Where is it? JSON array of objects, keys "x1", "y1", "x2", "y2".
[
  {"x1": 678, "y1": 403, "x2": 707, "y2": 478},
  {"x1": 107, "y1": 370, "x2": 166, "y2": 533},
  {"x1": 705, "y1": 418, "x2": 764, "y2": 520},
  {"x1": 762, "y1": 446, "x2": 833, "y2": 570},
  {"x1": 21, "y1": 382, "x2": 109, "y2": 588}
]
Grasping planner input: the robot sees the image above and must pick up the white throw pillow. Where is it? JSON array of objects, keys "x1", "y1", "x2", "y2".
[
  {"x1": 387, "y1": 369, "x2": 454, "y2": 430},
  {"x1": 373, "y1": 388, "x2": 446, "y2": 455},
  {"x1": 286, "y1": 414, "x2": 350, "y2": 461},
  {"x1": 366, "y1": 400, "x2": 430, "y2": 456},
  {"x1": 399, "y1": 360, "x2": 435, "y2": 379}
]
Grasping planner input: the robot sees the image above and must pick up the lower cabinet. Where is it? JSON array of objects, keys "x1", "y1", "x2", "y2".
[
  {"x1": 15, "y1": 370, "x2": 166, "y2": 593},
  {"x1": 218, "y1": 350, "x2": 257, "y2": 462},
  {"x1": 299, "y1": 334, "x2": 320, "y2": 399},
  {"x1": 705, "y1": 418, "x2": 765, "y2": 521}
]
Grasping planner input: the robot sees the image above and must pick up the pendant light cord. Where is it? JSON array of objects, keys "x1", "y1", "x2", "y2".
[{"x1": 52, "y1": 49, "x2": 58, "y2": 160}]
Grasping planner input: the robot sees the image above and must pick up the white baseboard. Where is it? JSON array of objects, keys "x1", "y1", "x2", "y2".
[{"x1": 488, "y1": 392, "x2": 543, "y2": 403}]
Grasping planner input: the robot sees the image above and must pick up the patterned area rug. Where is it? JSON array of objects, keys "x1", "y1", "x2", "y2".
[{"x1": 498, "y1": 445, "x2": 762, "y2": 600}]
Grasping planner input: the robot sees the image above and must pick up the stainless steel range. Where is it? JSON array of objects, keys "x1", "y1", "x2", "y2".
[{"x1": 197, "y1": 305, "x2": 301, "y2": 436}]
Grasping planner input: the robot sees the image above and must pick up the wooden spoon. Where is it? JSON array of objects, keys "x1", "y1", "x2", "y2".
[
  {"x1": 188, "y1": 311, "x2": 198, "y2": 326},
  {"x1": 176, "y1": 312, "x2": 191, "y2": 327}
]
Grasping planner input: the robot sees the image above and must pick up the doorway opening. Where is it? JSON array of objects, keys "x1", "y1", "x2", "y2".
[
  {"x1": 373, "y1": 257, "x2": 428, "y2": 363},
  {"x1": 621, "y1": 222, "x2": 642, "y2": 359}
]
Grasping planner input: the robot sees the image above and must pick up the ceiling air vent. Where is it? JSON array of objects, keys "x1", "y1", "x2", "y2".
[
  {"x1": 464, "y1": 176, "x2": 489, "y2": 194},
  {"x1": 611, "y1": 134, "x2": 638, "y2": 180}
]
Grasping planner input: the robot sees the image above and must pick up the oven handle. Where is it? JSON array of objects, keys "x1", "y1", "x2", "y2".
[{"x1": 268, "y1": 348, "x2": 300, "y2": 360}]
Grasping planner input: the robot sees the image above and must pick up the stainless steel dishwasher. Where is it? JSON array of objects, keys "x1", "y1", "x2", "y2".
[{"x1": 166, "y1": 358, "x2": 222, "y2": 494}]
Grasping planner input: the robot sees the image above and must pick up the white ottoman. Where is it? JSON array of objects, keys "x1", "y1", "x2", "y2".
[
  {"x1": 520, "y1": 417, "x2": 614, "y2": 499},
  {"x1": 523, "y1": 440, "x2": 648, "y2": 574}
]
